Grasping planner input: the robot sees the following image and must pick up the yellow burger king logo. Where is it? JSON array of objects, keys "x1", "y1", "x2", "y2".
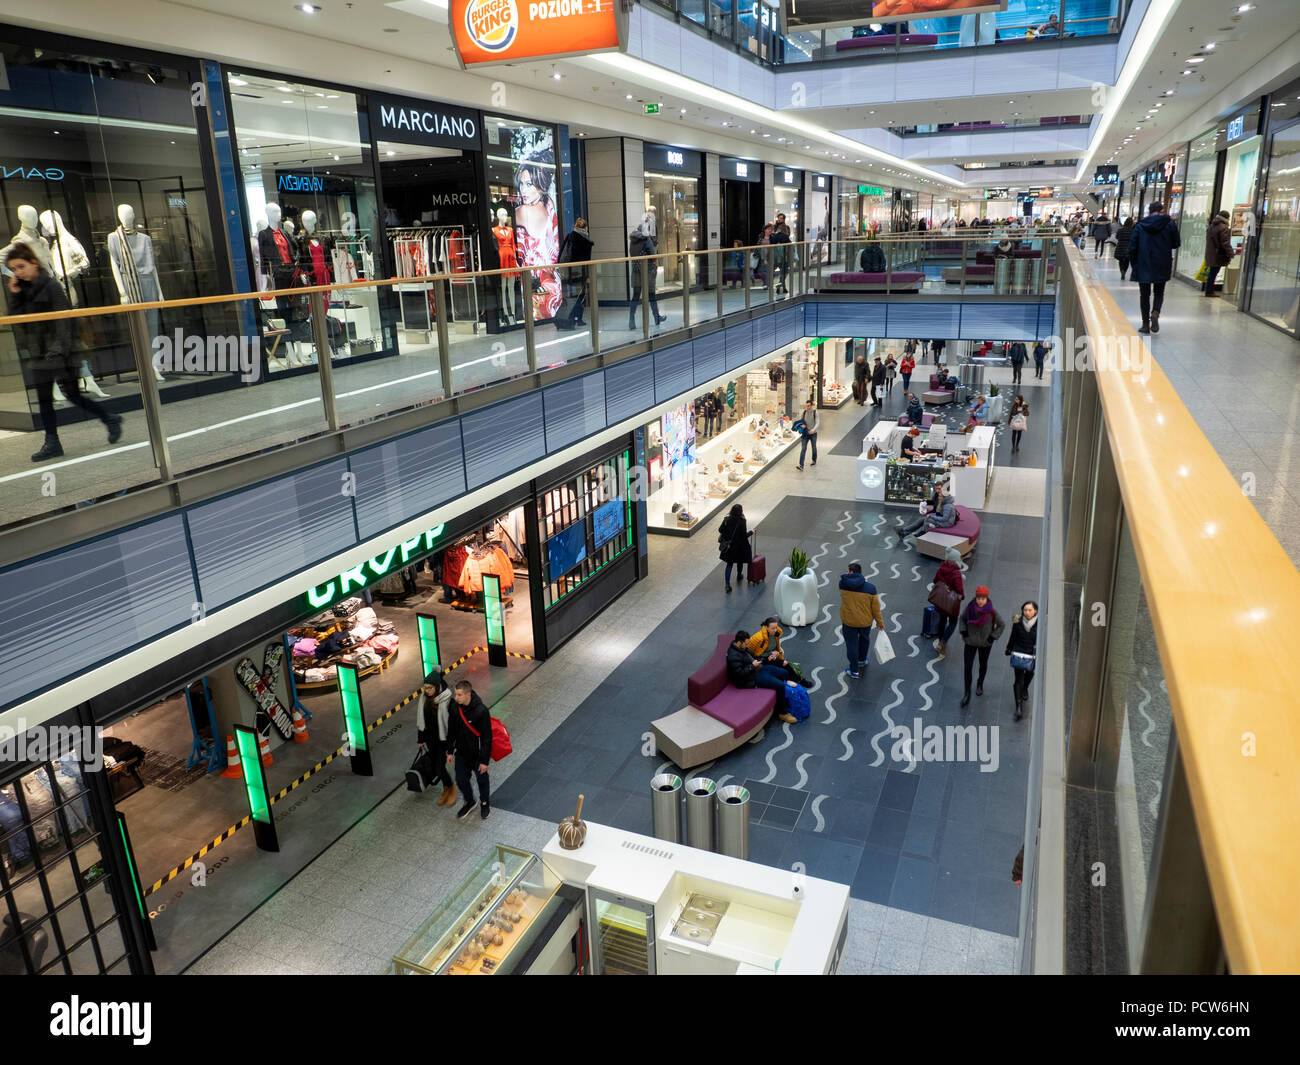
[{"x1": 465, "y1": 0, "x2": 519, "y2": 52}]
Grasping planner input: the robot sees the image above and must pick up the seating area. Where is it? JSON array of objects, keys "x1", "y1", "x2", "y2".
[
  {"x1": 898, "y1": 411, "x2": 936, "y2": 428},
  {"x1": 650, "y1": 633, "x2": 774, "y2": 768},
  {"x1": 819, "y1": 271, "x2": 925, "y2": 293},
  {"x1": 915, "y1": 505, "x2": 982, "y2": 560}
]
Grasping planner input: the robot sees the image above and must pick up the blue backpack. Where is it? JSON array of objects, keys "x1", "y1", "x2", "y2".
[{"x1": 783, "y1": 680, "x2": 811, "y2": 721}]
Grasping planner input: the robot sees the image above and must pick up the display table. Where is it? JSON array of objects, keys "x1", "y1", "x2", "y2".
[
  {"x1": 542, "y1": 822, "x2": 849, "y2": 975},
  {"x1": 857, "y1": 420, "x2": 993, "y2": 510},
  {"x1": 944, "y1": 425, "x2": 996, "y2": 509}
]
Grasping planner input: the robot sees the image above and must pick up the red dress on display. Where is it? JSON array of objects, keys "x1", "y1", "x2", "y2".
[{"x1": 493, "y1": 225, "x2": 519, "y2": 277}]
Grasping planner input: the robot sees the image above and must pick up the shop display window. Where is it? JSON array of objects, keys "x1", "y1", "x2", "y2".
[
  {"x1": 227, "y1": 71, "x2": 388, "y2": 364},
  {"x1": 0, "y1": 39, "x2": 227, "y2": 424},
  {"x1": 1176, "y1": 130, "x2": 1219, "y2": 283},
  {"x1": 644, "y1": 159, "x2": 700, "y2": 294},
  {"x1": 538, "y1": 449, "x2": 633, "y2": 607},
  {"x1": 1252, "y1": 120, "x2": 1300, "y2": 332}
]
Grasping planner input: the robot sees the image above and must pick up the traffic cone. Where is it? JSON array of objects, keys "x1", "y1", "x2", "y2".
[
  {"x1": 292, "y1": 708, "x2": 309, "y2": 744},
  {"x1": 258, "y1": 732, "x2": 273, "y2": 767},
  {"x1": 220, "y1": 735, "x2": 242, "y2": 779}
]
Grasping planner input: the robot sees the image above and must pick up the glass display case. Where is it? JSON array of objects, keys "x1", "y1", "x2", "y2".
[{"x1": 392, "y1": 844, "x2": 560, "y2": 975}]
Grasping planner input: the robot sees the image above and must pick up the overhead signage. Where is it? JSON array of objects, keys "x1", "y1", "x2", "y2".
[
  {"x1": 304, "y1": 524, "x2": 445, "y2": 610},
  {"x1": 644, "y1": 143, "x2": 701, "y2": 173},
  {"x1": 370, "y1": 92, "x2": 481, "y2": 151},
  {"x1": 1227, "y1": 115, "x2": 1244, "y2": 143},
  {"x1": 720, "y1": 156, "x2": 760, "y2": 182},
  {"x1": 1093, "y1": 165, "x2": 1119, "y2": 185},
  {"x1": 448, "y1": 0, "x2": 628, "y2": 68},
  {"x1": 812, "y1": 173, "x2": 830, "y2": 191},
  {"x1": 774, "y1": 168, "x2": 801, "y2": 187},
  {"x1": 1, "y1": 164, "x2": 64, "y2": 181},
  {"x1": 858, "y1": 185, "x2": 884, "y2": 195},
  {"x1": 750, "y1": 1, "x2": 780, "y2": 32},
  {"x1": 643, "y1": 102, "x2": 660, "y2": 115}
]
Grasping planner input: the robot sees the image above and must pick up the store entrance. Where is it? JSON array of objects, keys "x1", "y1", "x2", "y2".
[{"x1": 722, "y1": 178, "x2": 764, "y2": 248}]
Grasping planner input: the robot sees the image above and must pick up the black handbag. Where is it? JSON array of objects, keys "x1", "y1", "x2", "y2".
[{"x1": 405, "y1": 747, "x2": 434, "y2": 793}]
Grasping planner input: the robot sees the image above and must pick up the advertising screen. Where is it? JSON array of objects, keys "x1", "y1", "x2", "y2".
[
  {"x1": 546, "y1": 521, "x2": 588, "y2": 578},
  {"x1": 871, "y1": 0, "x2": 1007, "y2": 17},
  {"x1": 661, "y1": 404, "x2": 697, "y2": 481},
  {"x1": 592, "y1": 499, "x2": 625, "y2": 549},
  {"x1": 449, "y1": 0, "x2": 625, "y2": 68}
]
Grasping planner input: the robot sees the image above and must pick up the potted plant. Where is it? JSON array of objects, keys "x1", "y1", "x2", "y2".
[
  {"x1": 774, "y1": 547, "x2": 819, "y2": 628},
  {"x1": 989, "y1": 383, "x2": 1000, "y2": 397}
]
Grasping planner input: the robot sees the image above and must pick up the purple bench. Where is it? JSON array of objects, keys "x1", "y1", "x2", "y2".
[
  {"x1": 687, "y1": 634, "x2": 775, "y2": 738},
  {"x1": 898, "y1": 412, "x2": 937, "y2": 429},
  {"x1": 821, "y1": 270, "x2": 925, "y2": 292},
  {"x1": 835, "y1": 33, "x2": 939, "y2": 51},
  {"x1": 929, "y1": 373, "x2": 956, "y2": 393},
  {"x1": 916, "y1": 505, "x2": 983, "y2": 560}
]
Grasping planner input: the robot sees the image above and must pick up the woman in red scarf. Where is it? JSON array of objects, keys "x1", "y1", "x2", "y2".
[{"x1": 959, "y1": 585, "x2": 1006, "y2": 708}]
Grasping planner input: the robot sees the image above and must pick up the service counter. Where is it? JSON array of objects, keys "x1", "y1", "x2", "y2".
[{"x1": 856, "y1": 420, "x2": 996, "y2": 509}]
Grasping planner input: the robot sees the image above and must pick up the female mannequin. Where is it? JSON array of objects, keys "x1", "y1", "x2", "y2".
[
  {"x1": 106, "y1": 204, "x2": 167, "y2": 382},
  {"x1": 256, "y1": 207, "x2": 305, "y2": 368},
  {"x1": 492, "y1": 206, "x2": 517, "y2": 323},
  {"x1": 39, "y1": 210, "x2": 109, "y2": 398},
  {"x1": 5, "y1": 206, "x2": 57, "y2": 276}
]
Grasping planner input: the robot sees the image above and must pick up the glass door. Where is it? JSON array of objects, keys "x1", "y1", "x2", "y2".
[
  {"x1": 1249, "y1": 119, "x2": 1300, "y2": 336},
  {"x1": 589, "y1": 890, "x2": 656, "y2": 975}
]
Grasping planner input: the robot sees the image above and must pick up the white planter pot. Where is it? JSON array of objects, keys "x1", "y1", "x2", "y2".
[{"x1": 774, "y1": 568, "x2": 820, "y2": 628}]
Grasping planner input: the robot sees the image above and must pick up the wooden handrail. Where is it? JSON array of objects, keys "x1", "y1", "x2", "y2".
[
  {"x1": 1062, "y1": 243, "x2": 1300, "y2": 974},
  {"x1": 0, "y1": 232, "x2": 1062, "y2": 327}
]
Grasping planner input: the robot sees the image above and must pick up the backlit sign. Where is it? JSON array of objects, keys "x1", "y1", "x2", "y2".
[
  {"x1": 449, "y1": 0, "x2": 627, "y2": 68},
  {"x1": 304, "y1": 524, "x2": 445, "y2": 610},
  {"x1": 667, "y1": 150, "x2": 684, "y2": 166},
  {"x1": 736, "y1": 162, "x2": 748, "y2": 177},
  {"x1": 1227, "y1": 115, "x2": 1244, "y2": 143},
  {"x1": 858, "y1": 185, "x2": 884, "y2": 195},
  {"x1": 2, "y1": 164, "x2": 64, "y2": 181}
]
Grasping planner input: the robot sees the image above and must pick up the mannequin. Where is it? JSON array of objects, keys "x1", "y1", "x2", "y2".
[
  {"x1": 296, "y1": 210, "x2": 335, "y2": 359},
  {"x1": 257, "y1": 205, "x2": 306, "y2": 365},
  {"x1": 3, "y1": 205, "x2": 57, "y2": 277},
  {"x1": 492, "y1": 207, "x2": 517, "y2": 323},
  {"x1": 39, "y1": 210, "x2": 109, "y2": 398},
  {"x1": 107, "y1": 204, "x2": 166, "y2": 382},
  {"x1": 252, "y1": 217, "x2": 268, "y2": 291}
]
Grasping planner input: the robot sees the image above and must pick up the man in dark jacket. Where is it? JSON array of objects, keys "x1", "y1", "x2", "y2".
[
  {"x1": 771, "y1": 214, "x2": 793, "y2": 293},
  {"x1": 445, "y1": 681, "x2": 493, "y2": 820},
  {"x1": 838, "y1": 563, "x2": 885, "y2": 678},
  {"x1": 1127, "y1": 201, "x2": 1181, "y2": 334},
  {"x1": 1089, "y1": 214, "x2": 1110, "y2": 258},
  {"x1": 1008, "y1": 341, "x2": 1027, "y2": 386},
  {"x1": 727, "y1": 631, "x2": 794, "y2": 723},
  {"x1": 870, "y1": 357, "x2": 886, "y2": 407},
  {"x1": 556, "y1": 218, "x2": 593, "y2": 328},
  {"x1": 859, "y1": 241, "x2": 887, "y2": 273},
  {"x1": 853, "y1": 353, "x2": 870, "y2": 404},
  {"x1": 1114, "y1": 217, "x2": 1135, "y2": 280},
  {"x1": 628, "y1": 222, "x2": 666, "y2": 330},
  {"x1": 1203, "y1": 209, "x2": 1233, "y2": 298}
]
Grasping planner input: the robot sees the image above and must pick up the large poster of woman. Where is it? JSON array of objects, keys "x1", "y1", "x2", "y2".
[{"x1": 485, "y1": 115, "x2": 561, "y2": 321}]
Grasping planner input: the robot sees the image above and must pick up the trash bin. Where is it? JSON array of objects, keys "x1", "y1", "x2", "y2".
[
  {"x1": 684, "y1": 777, "x2": 716, "y2": 851},
  {"x1": 995, "y1": 257, "x2": 1011, "y2": 293},
  {"x1": 650, "y1": 773, "x2": 683, "y2": 843},
  {"x1": 716, "y1": 784, "x2": 751, "y2": 860}
]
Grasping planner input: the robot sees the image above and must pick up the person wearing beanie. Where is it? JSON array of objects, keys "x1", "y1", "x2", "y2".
[
  {"x1": 1004, "y1": 601, "x2": 1039, "y2": 720},
  {"x1": 415, "y1": 671, "x2": 456, "y2": 805},
  {"x1": 959, "y1": 585, "x2": 1005, "y2": 707},
  {"x1": 931, "y1": 547, "x2": 965, "y2": 658},
  {"x1": 1203, "y1": 208, "x2": 1233, "y2": 297}
]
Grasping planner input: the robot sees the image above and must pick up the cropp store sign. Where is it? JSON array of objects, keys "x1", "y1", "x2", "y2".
[
  {"x1": 450, "y1": 0, "x2": 624, "y2": 67},
  {"x1": 304, "y1": 524, "x2": 445, "y2": 610}
]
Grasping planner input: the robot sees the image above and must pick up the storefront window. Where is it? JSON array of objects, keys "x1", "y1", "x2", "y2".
[
  {"x1": 1177, "y1": 129, "x2": 1220, "y2": 282},
  {"x1": 643, "y1": 145, "x2": 702, "y2": 295},
  {"x1": 1250, "y1": 119, "x2": 1300, "y2": 332},
  {"x1": 538, "y1": 450, "x2": 633, "y2": 607},
  {"x1": 0, "y1": 39, "x2": 223, "y2": 425},
  {"x1": 1215, "y1": 136, "x2": 1260, "y2": 299},
  {"x1": 483, "y1": 115, "x2": 561, "y2": 323},
  {"x1": 227, "y1": 72, "x2": 385, "y2": 361},
  {"x1": 772, "y1": 168, "x2": 801, "y2": 239},
  {"x1": 720, "y1": 157, "x2": 763, "y2": 250}
]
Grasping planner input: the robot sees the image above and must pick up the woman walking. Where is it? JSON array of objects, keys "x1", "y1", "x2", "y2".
[
  {"x1": 884, "y1": 353, "x2": 898, "y2": 397},
  {"x1": 718, "y1": 503, "x2": 753, "y2": 593},
  {"x1": 958, "y1": 585, "x2": 1006, "y2": 708},
  {"x1": 5, "y1": 243, "x2": 122, "y2": 462},
  {"x1": 932, "y1": 547, "x2": 965, "y2": 659},
  {"x1": 899, "y1": 350, "x2": 915, "y2": 394},
  {"x1": 1008, "y1": 395, "x2": 1029, "y2": 453},
  {"x1": 415, "y1": 671, "x2": 457, "y2": 806},
  {"x1": 1114, "y1": 217, "x2": 1134, "y2": 280},
  {"x1": 1004, "y1": 601, "x2": 1039, "y2": 721}
]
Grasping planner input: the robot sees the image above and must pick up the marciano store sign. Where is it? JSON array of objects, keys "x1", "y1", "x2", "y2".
[
  {"x1": 370, "y1": 92, "x2": 481, "y2": 151},
  {"x1": 304, "y1": 524, "x2": 445, "y2": 610},
  {"x1": 448, "y1": 0, "x2": 629, "y2": 67}
]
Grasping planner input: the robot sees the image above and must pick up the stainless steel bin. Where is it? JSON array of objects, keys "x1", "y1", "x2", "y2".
[
  {"x1": 684, "y1": 777, "x2": 716, "y2": 851},
  {"x1": 716, "y1": 784, "x2": 751, "y2": 859},
  {"x1": 650, "y1": 773, "x2": 683, "y2": 843}
]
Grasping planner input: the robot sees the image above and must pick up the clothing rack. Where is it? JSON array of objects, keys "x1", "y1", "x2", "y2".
[{"x1": 387, "y1": 225, "x2": 481, "y2": 334}]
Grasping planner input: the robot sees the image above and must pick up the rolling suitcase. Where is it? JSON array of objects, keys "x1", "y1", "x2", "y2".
[
  {"x1": 747, "y1": 530, "x2": 766, "y2": 585},
  {"x1": 922, "y1": 605, "x2": 944, "y2": 639}
]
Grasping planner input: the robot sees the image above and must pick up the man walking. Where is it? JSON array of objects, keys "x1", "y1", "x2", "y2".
[
  {"x1": 1128, "y1": 201, "x2": 1181, "y2": 335},
  {"x1": 853, "y1": 353, "x2": 869, "y2": 405},
  {"x1": 1008, "y1": 340, "x2": 1026, "y2": 386},
  {"x1": 445, "y1": 680, "x2": 494, "y2": 821},
  {"x1": 871, "y1": 356, "x2": 886, "y2": 408},
  {"x1": 796, "y1": 399, "x2": 818, "y2": 470},
  {"x1": 838, "y1": 562, "x2": 885, "y2": 679}
]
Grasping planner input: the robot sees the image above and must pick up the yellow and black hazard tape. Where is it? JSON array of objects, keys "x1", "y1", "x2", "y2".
[{"x1": 143, "y1": 644, "x2": 536, "y2": 896}]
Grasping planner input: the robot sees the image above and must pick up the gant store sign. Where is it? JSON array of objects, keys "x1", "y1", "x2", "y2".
[{"x1": 370, "y1": 92, "x2": 481, "y2": 151}]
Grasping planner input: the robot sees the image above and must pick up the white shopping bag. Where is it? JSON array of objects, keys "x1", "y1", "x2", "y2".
[{"x1": 874, "y1": 630, "x2": 896, "y2": 665}]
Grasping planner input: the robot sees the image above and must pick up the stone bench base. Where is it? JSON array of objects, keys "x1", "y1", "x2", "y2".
[
  {"x1": 650, "y1": 706, "x2": 767, "y2": 770},
  {"x1": 915, "y1": 530, "x2": 973, "y2": 560}
]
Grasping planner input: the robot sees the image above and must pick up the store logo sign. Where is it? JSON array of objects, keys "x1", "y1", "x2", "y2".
[
  {"x1": 666, "y1": 150, "x2": 684, "y2": 167},
  {"x1": 1, "y1": 164, "x2": 63, "y2": 181},
  {"x1": 782, "y1": 170, "x2": 793, "y2": 183},
  {"x1": 1227, "y1": 115, "x2": 1245, "y2": 143},
  {"x1": 431, "y1": 192, "x2": 477, "y2": 207},
  {"x1": 378, "y1": 104, "x2": 478, "y2": 142},
  {"x1": 304, "y1": 524, "x2": 446, "y2": 610},
  {"x1": 465, "y1": 0, "x2": 519, "y2": 52},
  {"x1": 278, "y1": 173, "x2": 324, "y2": 193},
  {"x1": 859, "y1": 466, "x2": 883, "y2": 489},
  {"x1": 815, "y1": 176, "x2": 826, "y2": 189},
  {"x1": 735, "y1": 162, "x2": 749, "y2": 178}
]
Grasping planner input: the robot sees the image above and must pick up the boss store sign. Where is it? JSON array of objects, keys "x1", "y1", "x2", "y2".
[
  {"x1": 644, "y1": 144, "x2": 702, "y2": 174},
  {"x1": 719, "y1": 156, "x2": 760, "y2": 182},
  {"x1": 370, "y1": 91, "x2": 481, "y2": 151},
  {"x1": 773, "y1": 167, "x2": 802, "y2": 188}
]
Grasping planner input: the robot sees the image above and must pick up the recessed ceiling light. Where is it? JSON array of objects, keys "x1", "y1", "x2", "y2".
[
  {"x1": 277, "y1": 85, "x2": 293, "y2": 92},
  {"x1": 52, "y1": 129, "x2": 60, "y2": 135},
  {"x1": 315, "y1": 92, "x2": 326, "y2": 97},
  {"x1": 295, "y1": 3, "x2": 321, "y2": 13},
  {"x1": 326, "y1": 94, "x2": 339, "y2": 99},
  {"x1": 1204, "y1": 42, "x2": 1217, "y2": 50},
  {"x1": 386, "y1": 150, "x2": 395, "y2": 156},
  {"x1": 317, "y1": 104, "x2": 328, "y2": 109},
  {"x1": 332, "y1": 154, "x2": 340, "y2": 161},
  {"x1": 1182, "y1": 69, "x2": 1193, "y2": 75},
  {"x1": 680, "y1": 108, "x2": 686, "y2": 113},
  {"x1": 626, "y1": 93, "x2": 633, "y2": 100},
  {"x1": 1187, "y1": 56, "x2": 1206, "y2": 64},
  {"x1": 1236, "y1": 3, "x2": 1253, "y2": 11}
]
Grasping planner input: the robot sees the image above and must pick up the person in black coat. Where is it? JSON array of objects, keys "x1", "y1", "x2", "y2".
[
  {"x1": 5, "y1": 243, "x2": 122, "y2": 462},
  {"x1": 726, "y1": 631, "x2": 793, "y2": 721},
  {"x1": 853, "y1": 353, "x2": 870, "y2": 404},
  {"x1": 556, "y1": 218, "x2": 594, "y2": 328},
  {"x1": 718, "y1": 504, "x2": 752, "y2": 592},
  {"x1": 1127, "y1": 202, "x2": 1181, "y2": 334},
  {"x1": 1008, "y1": 341, "x2": 1027, "y2": 386},
  {"x1": 628, "y1": 222, "x2": 666, "y2": 329},
  {"x1": 1203, "y1": 210, "x2": 1233, "y2": 298},
  {"x1": 444, "y1": 680, "x2": 494, "y2": 819},
  {"x1": 1004, "y1": 601, "x2": 1039, "y2": 721},
  {"x1": 870, "y1": 357, "x2": 886, "y2": 407},
  {"x1": 416, "y1": 671, "x2": 456, "y2": 804},
  {"x1": 1113, "y1": 217, "x2": 1135, "y2": 280}
]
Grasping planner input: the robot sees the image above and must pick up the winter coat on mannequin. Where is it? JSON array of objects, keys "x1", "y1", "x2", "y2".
[
  {"x1": 3, "y1": 206, "x2": 57, "y2": 278},
  {"x1": 38, "y1": 210, "x2": 109, "y2": 398}
]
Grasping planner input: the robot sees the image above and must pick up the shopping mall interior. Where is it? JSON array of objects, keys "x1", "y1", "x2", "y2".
[{"x1": 0, "y1": 0, "x2": 1296, "y2": 990}]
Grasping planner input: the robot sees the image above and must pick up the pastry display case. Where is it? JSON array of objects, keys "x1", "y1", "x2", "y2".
[{"x1": 392, "y1": 844, "x2": 561, "y2": 975}]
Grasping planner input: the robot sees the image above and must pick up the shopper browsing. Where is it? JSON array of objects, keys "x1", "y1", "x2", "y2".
[
  {"x1": 1128, "y1": 201, "x2": 1181, "y2": 335},
  {"x1": 871, "y1": 357, "x2": 886, "y2": 407},
  {"x1": 838, "y1": 562, "x2": 885, "y2": 679},
  {"x1": 884, "y1": 353, "x2": 898, "y2": 397},
  {"x1": 900, "y1": 352, "x2": 915, "y2": 394},
  {"x1": 718, "y1": 504, "x2": 752, "y2": 593},
  {"x1": 958, "y1": 586, "x2": 1006, "y2": 708},
  {"x1": 445, "y1": 681, "x2": 493, "y2": 820},
  {"x1": 1008, "y1": 395, "x2": 1029, "y2": 453}
]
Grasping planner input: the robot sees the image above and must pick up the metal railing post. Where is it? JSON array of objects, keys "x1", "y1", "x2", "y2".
[
  {"x1": 522, "y1": 269, "x2": 537, "y2": 372},
  {"x1": 960, "y1": 239, "x2": 968, "y2": 297},
  {"x1": 640, "y1": 258, "x2": 651, "y2": 340},
  {"x1": 766, "y1": 247, "x2": 775, "y2": 303},
  {"x1": 431, "y1": 278, "x2": 453, "y2": 397},
  {"x1": 587, "y1": 263, "x2": 600, "y2": 356},
  {"x1": 886, "y1": 242, "x2": 893, "y2": 295},
  {"x1": 743, "y1": 249, "x2": 752, "y2": 310},
  {"x1": 681, "y1": 251, "x2": 691, "y2": 328},
  {"x1": 126, "y1": 308, "x2": 172, "y2": 481},
  {"x1": 1038, "y1": 238, "x2": 1049, "y2": 295},
  {"x1": 716, "y1": 250, "x2": 724, "y2": 319},
  {"x1": 308, "y1": 290, "x2": 339, "y2": 431}
]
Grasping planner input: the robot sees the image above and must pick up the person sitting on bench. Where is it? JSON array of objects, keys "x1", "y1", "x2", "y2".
[
  {"x1": 904, "y1": 393, "x2": 925, "y2": 426},
  {"x1": 895, "y1": 482, "x2": 957, "y2": 545},
  {"x1": 727, "y1": 630, "x2": 797, "y2": 724}
]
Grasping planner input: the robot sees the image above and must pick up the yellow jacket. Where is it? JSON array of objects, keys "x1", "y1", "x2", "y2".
[
  {"x1": 839, "y1": 573, "x2": 885, "y2": 629},
  {"x1": 747, "y1": 626, "x2": 783, "y2": 659}
]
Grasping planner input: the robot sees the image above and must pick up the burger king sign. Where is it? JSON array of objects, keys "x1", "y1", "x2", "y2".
[{"x1": 449, "y1": 0, "x2": 625, "y2": 67}]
